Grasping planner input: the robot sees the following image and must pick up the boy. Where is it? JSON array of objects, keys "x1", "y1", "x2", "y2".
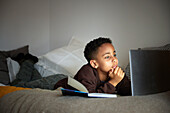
[{"x1": 55, "y1": 37, "x2": 131, "y2": 96}]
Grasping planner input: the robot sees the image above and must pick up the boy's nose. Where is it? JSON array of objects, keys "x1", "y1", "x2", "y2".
[
  {"x1": 112, "y1": 57, "x2": 118, "y2": 64},
  {"x1": 113, "y1": 58, "x2": 116, "y2": 63}
]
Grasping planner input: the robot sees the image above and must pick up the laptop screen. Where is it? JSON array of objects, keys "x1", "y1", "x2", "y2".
[{"x1": 129, "y1": 50, "x2": 170, "y2": 96}]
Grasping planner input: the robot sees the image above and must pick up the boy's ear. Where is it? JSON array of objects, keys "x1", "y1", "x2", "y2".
[{"x1": 90, "y1": 60, "x2": 98, "y2": 69}]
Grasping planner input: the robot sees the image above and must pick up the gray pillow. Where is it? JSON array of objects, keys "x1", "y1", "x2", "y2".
[
  {"x1": 125, "y1": 44, "x2": 170, "y2": 80},
  {"x1": 0, "y1": 45, "x2": 29, "y2": 85}
]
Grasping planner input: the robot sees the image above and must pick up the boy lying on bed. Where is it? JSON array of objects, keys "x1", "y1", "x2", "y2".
[
  {"x1": 12, "y1": 37, "x2": 131, "y2": 96},
  {"x1": 55, "y1": 37, "x2": 131, "y2": 96}
]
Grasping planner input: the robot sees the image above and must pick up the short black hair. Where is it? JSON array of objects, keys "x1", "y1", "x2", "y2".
[{"x1": 84, "y1": 37, "x2": 112, "y2": 63}]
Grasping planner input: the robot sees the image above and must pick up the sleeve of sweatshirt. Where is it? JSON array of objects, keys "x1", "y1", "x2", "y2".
[{"x1": 116, "y1": 75, "x2": 132, "y2": 96}]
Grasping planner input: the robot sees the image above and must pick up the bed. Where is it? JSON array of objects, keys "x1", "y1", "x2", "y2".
[
  {"x1": 0, "y1": 38, "x2": 170, "y2": 113},
  {"x1": 0, "y1": 88, "x2": 169, "y2": 113}
]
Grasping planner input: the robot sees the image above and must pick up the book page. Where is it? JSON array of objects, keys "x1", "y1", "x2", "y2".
[
  {"x1": 68, "y1": 76, "x2": 88, "y2": 93},
  {"x1": 88, "y1": 93, "x2": 117, "y2": 98}
]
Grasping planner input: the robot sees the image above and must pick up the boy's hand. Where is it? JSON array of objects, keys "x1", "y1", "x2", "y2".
[{"x1": 108, "y1": 66, "x2": 125, "y2": 87}]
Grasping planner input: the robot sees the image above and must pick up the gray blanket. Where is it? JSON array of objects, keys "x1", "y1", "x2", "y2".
[
  {"x1": 11, "y1": 60, "x2": 68, "y2": 90},
  {"x1": 0, "y1": 88, "x2": 169, "y2": 113}
]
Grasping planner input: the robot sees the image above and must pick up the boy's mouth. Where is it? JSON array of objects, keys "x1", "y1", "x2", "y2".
[
  {"x1": 109, "y1": 65, "x2": 117, "y2": 73},
  {"x1": 113, "y1": 65, "x2": 117, "y2": 69}
]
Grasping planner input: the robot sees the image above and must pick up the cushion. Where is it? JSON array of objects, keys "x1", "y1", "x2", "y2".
[
  {"x1": 9, "y1": 45, "x2": 29, "y2": 58},
  {"x1": 125, "y1": 43, "x2": 170, "y2": 80},
  {"x1": 36, "y1": 37, "x2": 87, "y2": 77},
  {"x1": 6, "y1": 57, "x2": 20, "y2": 83},
  {"x1": 0, "y1": 45, "x2": 29, "y2": 85}
]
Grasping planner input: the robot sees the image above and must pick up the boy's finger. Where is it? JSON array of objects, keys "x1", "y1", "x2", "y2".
[
  {"x1": 121, "y1": 70, "x2": 124, "y2": 78},
  {"x1": 119, "y1": 69, "x2": 122, "y2": 76},
  {"x1": 114, "y1": 67, "x2": 119, "y2": 75},
  {"x1": 118, "y1": 68, "x2": 122, "y2": 76},
  {"x1": 123, "y1": 72, "x2": 125, "y2": 77}
]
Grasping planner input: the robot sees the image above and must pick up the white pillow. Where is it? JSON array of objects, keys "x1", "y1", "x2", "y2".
[
  {"x1": 6, "y1": 57, "x2": 20, "y2": 83},
  {"x1": 37, "y1": 37, "x2": 87, "y2": 77}
]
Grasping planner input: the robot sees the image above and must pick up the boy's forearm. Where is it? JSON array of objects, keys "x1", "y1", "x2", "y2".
[{"x1": 108, "y1": 80, "x2": 119, "y2": 87}]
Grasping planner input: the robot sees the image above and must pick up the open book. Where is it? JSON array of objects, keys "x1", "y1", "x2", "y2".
[{"x1": 61, "y1": 76, "x2": 117, "y2": 98}]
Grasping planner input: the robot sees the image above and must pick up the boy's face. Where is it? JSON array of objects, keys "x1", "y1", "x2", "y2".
[{"x1": 94, "y1": 43, "x2": 118, "y2": 74}]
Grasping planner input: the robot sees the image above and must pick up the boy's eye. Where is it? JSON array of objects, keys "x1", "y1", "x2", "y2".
[
  {"x1": 105, "y1": 54, "x2": 116, "y2": 59},
  {"x1": 105, "y1": 56, "x2": 110, "y2": 59}
]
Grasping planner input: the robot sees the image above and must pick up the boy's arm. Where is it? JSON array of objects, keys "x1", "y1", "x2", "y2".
[
  {"x1": 108, "y1": 66, "x2": 131, "y2": 96},
  {"x1": 74, "y1": 64, "x2": 117, "y2": 94},
  {"x1": 116, "y1": 75, "x2": 131, "y2": 96},
  {"x1": 80, "y1": 78, "x2": 116, "y2": 94}
]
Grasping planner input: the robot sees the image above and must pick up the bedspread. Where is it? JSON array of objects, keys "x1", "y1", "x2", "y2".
[
  {"x1": 0, "y1": 86, "x2": 30, "y2": 98},
  {"x1": 0, "y1": 88, "x2": 169, "y2": 113}
]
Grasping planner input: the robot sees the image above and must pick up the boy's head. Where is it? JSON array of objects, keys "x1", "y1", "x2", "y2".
[
  {"x1": 84, "y1": 37, "x2": 112, "y2": 63},
  {"x1": 84, "y1": 37, "x2": 118, "y2": 74}
]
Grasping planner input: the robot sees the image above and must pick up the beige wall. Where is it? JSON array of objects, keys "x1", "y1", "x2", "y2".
[
  {"x1": 0, "y1": 0, "x2": 50, "y2": 56},
  {"x1": 0, "y1": 0, "x2": 170, "y2": 68}
]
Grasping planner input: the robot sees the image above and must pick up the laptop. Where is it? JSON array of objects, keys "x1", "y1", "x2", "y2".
[{"x1": 129, "y1": 49, "x2": 170, "y2": 96}]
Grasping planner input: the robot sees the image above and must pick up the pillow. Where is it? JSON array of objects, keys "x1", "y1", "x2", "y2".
[
  {"x1": 10, "y1": 45, "x2": 29, "y2": 58},
  {"x1": 125, "y1": 43, "x2": 170, "y2": 80},
  {"x1": 6, "y1": 57, "x2": 20, "y2": 83},
  {"x1": 0, "y1": 45, "x2": 29, "y2": 85},
  {"x1": 37, "y1": 37, "x2": 87, "y2": 77},
  {"x1": 0, "y1": 53, "x2": 9, "y2": 85}
]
